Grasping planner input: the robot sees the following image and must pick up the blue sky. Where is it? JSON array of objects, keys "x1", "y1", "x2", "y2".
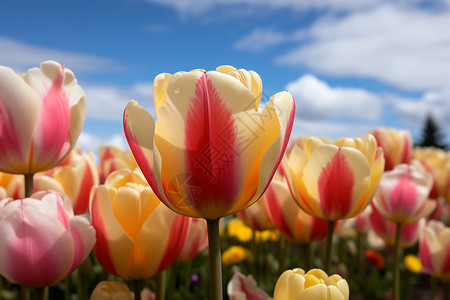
[{"x1": 2, "y1": 0, "x2": 450, "y2": 154}]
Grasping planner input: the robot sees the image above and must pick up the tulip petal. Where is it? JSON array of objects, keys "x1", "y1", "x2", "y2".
[
  {"x1": 303, "y1": 146, "x2": 371, "y2": 220},
  {"x1": 90, "y1": 186, "x2": 135, "y2": 277},
  {"x1": 67, "y1": 216, "x2": 96, "y2": 274},
  {"x1": 327, "y1": 285, "x2": 346, "y2": 300},
  {"x1": 299, "y1": 284, "x2": 327, "y2": 300},
  {"x1": 123, "y1": 101, "x2": 168, "y2": 208},
  {"x1": 231, "y1": 91, "x2": 295, "y2": 214},
  {"x1": 0, "y1": 66, "x2": 41, "y2": 174},
  {"x1": 25, "y1": 61, "x2": 85, "y2": 173}
]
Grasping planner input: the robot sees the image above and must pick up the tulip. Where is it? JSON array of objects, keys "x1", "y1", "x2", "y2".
[
  {"x1": 372, "y1": 163, "x2": 435, "y2": 225},
  {"x1": 419, "y1": 220, "x2": 450, "y2": 281},
  {"x1": 237, "y1": 196, "x2": 275, "y2": 232},
  {"x1": 91, "y1": 281, "x2": 133, "y2": 300},
  {"x1": 124, "y1": 66, "x2": 294, "y2": 219},
  {"x1": 273, "y1": 268, "x2": 349, "y2": 300},
  {"x1": 265, "y1": 178, "x2": 329, "y2": 245},
  {"x1": 404, "y1": 254, "x2": 422, "y2": 274},
  {"x1": 283, "y1": 134, "x2": 384, "y2": 221},
  {"x1": 368, "y1": 203, "x2": 424, "y2": 248},
  {"x1": 369, "y1": 127, "x2": 413, "y2": 171},
  {"x1": 227, "y1": 272, "x2": 271, "y2": 300},
  {"x1": 0, "y1": 171, "x2": 64, "y2": 200},
  {"x1": 178, "y1": 218, "x2": 208, "y2": 263},
  {"x1": 282, "y1": 134, "x2": 384, "y2": 271},
  {"x1": 99, "y1": 145, "x2": 138, "y2": 184},
  {"x1": 0, "y1": 61, "x2": 86, "y2": 175},
  {"x1": 0, "y1": 191, "x2": 96, "y2": 288},
  {"x1": 44, "y1": 148, "x2": 99, "y2": 214},
  {"x1": 90, "y1": 169, "x2": 190, "y2": 281},
  {"x1": 124, "y1": 65, "x2": 295, "y2": 300}
]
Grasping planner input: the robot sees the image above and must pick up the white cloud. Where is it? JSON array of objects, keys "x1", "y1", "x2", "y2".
[
  {"x1": 286, "y1": 74, "x2": 382, "y2": 121},
  {"x1": 390, "y1": 90, "x2": 450, "y2": 130},
  {"x1": 290, "y1": 117, "x2": 376, "y2": 141},
  {"x1": 146, "y1": 0, "x2": 384, "y2": 18},
  {"x1": 234, "y1": 28, "x2": 288, "y2": 52},
  {"x1": 83, "y1": 82, "x2": 154, "y2": 121},
  {"x1": 76, "y1": 132, "x2": 127, "y2": 160},
  {"x1": 276, "y1": 4, "x2": 450, "y2": 92},
  {"x1": 0, "y1": 37, "x2": 123, "y2": 74}
]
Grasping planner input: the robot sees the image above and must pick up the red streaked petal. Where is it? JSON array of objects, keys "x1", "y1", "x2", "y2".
[
  {"x1": 184, "y1": 73, "x2": 241, "y2": 218},
  {"x1": 318, "y1": 148, "x2": 355, "y2": 219}
]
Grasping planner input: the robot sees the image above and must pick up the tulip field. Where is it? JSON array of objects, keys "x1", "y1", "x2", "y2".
[{"x1": 1, "y1": 61, "x2": 450, "y2": 300}]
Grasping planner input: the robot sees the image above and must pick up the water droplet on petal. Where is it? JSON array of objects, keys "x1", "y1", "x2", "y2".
[{"x1": 175, "y1": 88, "x2": 180, "y2": 94}]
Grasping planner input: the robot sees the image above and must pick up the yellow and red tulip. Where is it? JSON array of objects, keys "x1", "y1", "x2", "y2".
[
  {"x1": 90, "y1": 169, "x2": 191, "y2": 280},
  {"x1": 98, "y1": 145, "x2": 138, "y2": 184},
  {"x1": 178, "y1": 218, "x2": 208, "y2": 263},
  {"x1": 123, "y1": 65, "x2": 295, "y2": 219},
  {"x1": 264, "y1": 177, "x2": 329, "y2": 244},
  {"x1": 44, "y1": 148, "x2": 99, "y2": 214},
  {"x1": 369, "y1": 127, "x2": 413, "y2": 171},
  {"x1": 283, "y1": 134, "x2": 384, "y2": 221},
  {"x1": 372, "y1": 163, "x2": 435, "y2": 224},
  {"x1": 273, "y1": 268, "x2": 349, "y2": 300},
  {"x1": 237, "y1": 196, "x2": 275, "y2": 232},
  {"x1": 0, "y1": 191, "x2": 95, "y2": 288},
  {"x1": 0, "y1": 61, "x2": 86, "y2": 174},
  {"x1": 419, "y1": 220, "x2": 450, "y2": 281}
]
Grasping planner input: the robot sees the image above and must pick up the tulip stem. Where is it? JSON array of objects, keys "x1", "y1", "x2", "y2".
[
  {"x1": 301, "y1": 243, "x2": 311, "y2": 271},
  {"x1": 133, "y1": 280, "x2": 142, "y2": 300},
  {"x1": 207, "y1": 218, "x2": 223, "y2": 300},
  {"x1": 34, "y1": 287, "x2": 46, "y2": 300},
  {"x1": 156, "y1": 271, "x2": 165, "y2": 300},
  {"x1": 324, "y1": 220, "x2": 335, "y2": 273},
  {"x1": 443, "y1": 280, "x2": 450, "y2": 300},
  {"x1": 24, "y1": 173, "x2": 34, "y2": 197},
  {"x1": 393, "y1": 223, "x2": 402, "y2": 300}
]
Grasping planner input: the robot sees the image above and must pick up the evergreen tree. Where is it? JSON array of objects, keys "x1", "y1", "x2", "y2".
[{"x1": 416, "y1": 114, "x2": 448, "y2": 149}]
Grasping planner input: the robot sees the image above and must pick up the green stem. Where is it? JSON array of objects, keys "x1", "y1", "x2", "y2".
[
  {"x1": 24, "y1": 173, "x2": 34, "y2": 197},
  {"x1": 393, "y1": 223, "x2": 402, "y2": 300},
  {"x1": 251, "y1": 228, "x2": 258, "y2": 280},
  {"x1": 156, "y1": 271, "x2": 166, "y2": 300},
  {"x1": 207, "y1": 218, "x2": 223, "y2": 300},
  {"x1": 133, "y1": 280, "x2": 141, "y2": 300},
  {"x1": 20, "y1": 286, "x2": 30, "y2": 300},
  {"x1": 443, "y1": 280, "x2": 450, "y2": 300},
  {"x1": 64, "y1": 276, "x2": 71, "y2": 300},
  {"x1": 167, "y1": 264, "x2": 176, "y2": 300},
  {"x1": 324, "y1": 221, "x2": 335, "y2": 273},
  {"x1": 34, "y1": 287, "x2": 46, "y2": 300},
  {"x1": 278, "y1": 237, "x2": 287, "y2": 275},
  {"x1": 184, "y1": 261, "x2": 192, "y2": 298},
  {"x1": 301, "y1": 243, "x2": 311, "y2": 271}
]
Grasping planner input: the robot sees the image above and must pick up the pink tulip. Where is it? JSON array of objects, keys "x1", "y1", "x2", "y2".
[
  {"x1": 0, "y1": 191, "x2": 96, "y2": 287},
  {"x1": 419, "y1": 220, "x2": 450, "y2": 281},
  {"x1": 227, "y1": 272, "x2": 271, "y2": 300},
  {"x1": 0, "y1": 61, "x2": 86, "y2": 174},
  {"x1": 368, "y1": 203, "x2": 423, "y2": 248},
  {"x1": 373, "y1": 163, "x2": 435, "y2": 224}
]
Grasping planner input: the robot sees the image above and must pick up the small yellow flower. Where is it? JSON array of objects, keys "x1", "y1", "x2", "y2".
[
  {"x1": 404, "y1": 254, "x2": 422, "y2": 274},
  {"x1": 227, "y1": 218, "x2": 253, "y2": 242},
  {"x1": 222, "y1": 246, "x2": 252, "y2": 265}
]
